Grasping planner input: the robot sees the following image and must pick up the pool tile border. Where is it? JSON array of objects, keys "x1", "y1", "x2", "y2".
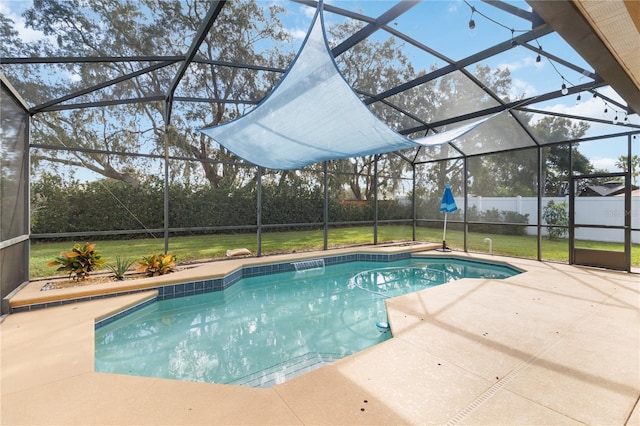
[
  {"x1": 13, "y1": 252, "x2": 411, "y2": 314},
  {"x1": 10, "y1": 289, "x2": 156, "y2": 313},
  {"x1": 94, "y1": 296, "x2": 157, "y2": 329},
  {"x1": 153, "y1": 252, "x2": 411, "y2": 302}
]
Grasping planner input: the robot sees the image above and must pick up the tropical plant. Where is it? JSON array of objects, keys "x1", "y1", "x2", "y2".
[
  {"x1": 542, "y1": 200, "x2": 568, "y2": 239},
  {"x1": 46, "y1": 242, "x2": 106, "y2": 280},
  {"x1": 137, "y1": 253, "x2": 177, "y2": 277},
  {"x1": 106, "y1": 256, "x2": 135, "y2": 281}
]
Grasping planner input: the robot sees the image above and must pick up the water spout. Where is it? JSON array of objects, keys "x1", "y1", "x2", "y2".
[{"x1": 292, "y1": 258, "x2": 325, "y2": 271}]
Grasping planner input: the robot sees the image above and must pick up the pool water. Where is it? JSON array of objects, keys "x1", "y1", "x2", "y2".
[{"x1": 95, "y1": 257, "x2": 519, "y2": 387}]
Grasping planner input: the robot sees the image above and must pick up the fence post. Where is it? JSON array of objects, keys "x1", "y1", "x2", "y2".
[{"x1": 517, "y1": 195, "x2": 522, "y2": 214}]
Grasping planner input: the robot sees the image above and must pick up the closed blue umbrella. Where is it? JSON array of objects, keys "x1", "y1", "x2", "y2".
[{"x1": 440, "y1": 184, "x2": 458, "y2": 251}]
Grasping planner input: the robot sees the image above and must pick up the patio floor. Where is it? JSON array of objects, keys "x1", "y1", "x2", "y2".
[{"x1": 1, "y1": 248, "x2": 639, "y2": 425}]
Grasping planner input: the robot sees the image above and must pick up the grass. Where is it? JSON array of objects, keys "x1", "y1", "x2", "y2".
[{"x1": 29, "y1": 225, "x2": 639, "y2": 279}]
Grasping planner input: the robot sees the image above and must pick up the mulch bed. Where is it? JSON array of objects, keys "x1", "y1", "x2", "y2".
[{"x1": 39, "y1": 274, "x2": 142, "y2": 291}]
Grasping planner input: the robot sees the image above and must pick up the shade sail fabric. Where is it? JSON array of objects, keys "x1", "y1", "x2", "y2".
[{"x1": 199, "y1": 3, "x2": 494, "y2": 170}]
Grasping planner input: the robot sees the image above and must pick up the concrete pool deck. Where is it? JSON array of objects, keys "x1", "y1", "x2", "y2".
[{"x1": 1, "y1": 247, "x2": 639, "y2": 425}]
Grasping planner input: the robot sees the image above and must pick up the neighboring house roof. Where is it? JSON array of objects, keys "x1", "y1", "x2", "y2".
[
  {"x1": 580, "y1": 181, "x2": 639, "y2": 196},
  {"x1": 616, "y1": 188, "x2": 640, "y2": 197}
]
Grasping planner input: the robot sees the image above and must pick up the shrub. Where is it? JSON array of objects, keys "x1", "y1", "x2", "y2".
[
  {"x1": 137, "y1": 253, "x2": 177, "y2": 277},
  {"x1": 467, "y1": 206, "x2": 529, "y2": 236},
  {"x1": 47, "y1": 242, "x2": 106, "y2": 280},
  {"x1": 542, "y1": 200, "x2": 568, "y2": 239}
]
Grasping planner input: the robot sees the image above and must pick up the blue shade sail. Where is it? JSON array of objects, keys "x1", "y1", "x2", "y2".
[{"x1": 200, "y1": 4, "x2": 495, "y2": 170}]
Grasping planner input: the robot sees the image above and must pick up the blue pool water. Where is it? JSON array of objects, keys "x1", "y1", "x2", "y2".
[{"x1": 95, "y1": 257, "x2": 520, "y2": 387}]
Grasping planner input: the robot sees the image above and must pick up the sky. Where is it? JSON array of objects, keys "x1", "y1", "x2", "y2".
[{"x1": 1, "y1": 0, "x2": 638, "y2": 173}]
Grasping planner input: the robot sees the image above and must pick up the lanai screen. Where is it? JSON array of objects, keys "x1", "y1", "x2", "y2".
[{"x1": 200, "y1": 3, "x2": 493, "y2": 170}]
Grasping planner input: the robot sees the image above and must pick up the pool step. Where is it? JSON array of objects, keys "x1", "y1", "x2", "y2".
[{"x1": 227, "y1": 352, "x2": 343, "y2": 388}]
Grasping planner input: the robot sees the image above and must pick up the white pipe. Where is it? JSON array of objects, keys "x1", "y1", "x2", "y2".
[{"x1": 483, "y1": 238, "x2": 493, "y2": 255}]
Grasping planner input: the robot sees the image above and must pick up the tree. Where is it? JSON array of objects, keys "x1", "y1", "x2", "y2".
[
  {"x1": 542, "y1": 199, "x2": 568, "y2": 239},
  {"x1": 325, "y1": 19, "x2": 420, "y2": 201},
  {"x1": 531, "y1": 117, "x2": 591, "y2": 195},
  {"x1": 163, "y1": 0, "x2": 292, "y2": 189},
  {"x1": 3, "y1": 1, "x2": 598, "y2": 199},
  {"x1": 431, "y1": 64, "x2": 533, "y2": 198},
  {"x1": 616, "y1": 155, "x2": 640, "y2": 185},
  {"x1": 466, "y1": 115, "x2": 592, "y2": 197},
  {"x1": 6, "y1": 0, "x2": 292, "y2": 189}
]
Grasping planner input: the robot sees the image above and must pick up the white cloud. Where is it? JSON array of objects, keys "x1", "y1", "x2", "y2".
[
  {"x1": 448, "y1": 0, "x2": 462, "y2": 13},
  {"x1": 300, "y1": 3, "x2": 317, "y2": 19},
  {"x1": 0, "y1": 1, "x2": 50, "y2": 44},
  {"x1": 543, "y1": 96, "x2": 601, "y2": 119},
  {"x1": 494, "y1": 55, "x2": 545, "y2": 98},
  {"x1": 68, "y1": 72, "x2": 82, "y2": 83},
  {"x1": 287, "y1": 28, "x2": 308, "y2": 40},
  {"x1": 537, "y1": 86, "x2": 639, "y2": 127},
  {"x1": 497, "y1": 56, "x2": 544, "y2": 73},
  {"x1": 591, "y1": 157, "x2": 619, "y2": 172},
  {"x1": 510, "y1": 77, "x2": 537, "y2": 99},
  {"x1": 1, "y1": 1, "x2": 83, "y2": 86}
]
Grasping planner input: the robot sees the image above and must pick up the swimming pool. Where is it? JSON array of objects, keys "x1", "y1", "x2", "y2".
[{"x1": 95, "y1": 257, "x2": 520, "y2": 387}]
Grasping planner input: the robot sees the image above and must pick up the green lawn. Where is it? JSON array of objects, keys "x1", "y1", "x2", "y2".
[{"x1": 30, "y1": 225, "x2": 639, "y2": 279}]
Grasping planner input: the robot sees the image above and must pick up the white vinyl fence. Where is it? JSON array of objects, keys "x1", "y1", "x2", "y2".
[{"x1": 462, "y1": 196, "x2": 639, "y2": 244}]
